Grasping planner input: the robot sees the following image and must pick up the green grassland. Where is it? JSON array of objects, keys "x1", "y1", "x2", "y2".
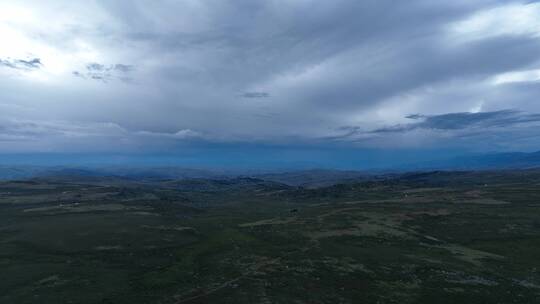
[{"x1": 1, "y1": 171, "x2": 540, "y2": 303}]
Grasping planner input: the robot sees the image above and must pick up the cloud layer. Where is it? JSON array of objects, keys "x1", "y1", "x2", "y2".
[{"x1": 1, "y1": 0, "x2": 540, "y2": 157}]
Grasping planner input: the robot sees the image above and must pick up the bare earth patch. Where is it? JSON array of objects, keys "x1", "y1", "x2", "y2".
[
  {"x1": 434, "y1": 244, "x2": 504, "y2": 266},
  {"x1": 239, "y1": 217, "x2": 297, "y2": 227}
]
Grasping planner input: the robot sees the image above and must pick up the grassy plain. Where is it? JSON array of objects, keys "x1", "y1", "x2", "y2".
[{"x1": 1, "y1": 171, "x2": 540, "y2": 303}]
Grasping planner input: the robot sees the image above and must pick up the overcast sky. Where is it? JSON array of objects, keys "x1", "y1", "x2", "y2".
[{"x1": 1, "y1": 0, "x2": 540, "y2": 166}]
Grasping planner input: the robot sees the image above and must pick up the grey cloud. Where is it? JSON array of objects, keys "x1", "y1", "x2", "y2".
[
  {"x1": 86, "y1": 63, "x2": 134, "y2": 72},
  {"x1": 72, "y1": 71, "x2": 83, "y2": 77},
  {"x1": 135, "y1": 129, "x2": 202, "y2": 140},
  {"x1": 87, "y1": 63, "x2": 106, "y2": 71},
  {"x1": 114, "y1": 64, "x2": 134, "y2": 72},
  {"x1": 0, "y1": 57, "x2": 42, "y2": 70},
  {"x1": 242, "y1": 92, "x2": 270, "y2": 99},
  {"x1": 324, "y1": 110, "x2": 540, "y2": 152},
  {"x1": 72, "y1": 62, "x2": 135, "y2": 83},
  {"x1": 17, "y1": 58, "x2": 42, "y2": 69},
  {"x1": 0, "y1": 118, "x2": 203, "y2": 153},
  {"x1": 0, "y1": 120, "x2": 126, "y2": 140},
  {"x1": 0, "y1": 119, "x2": 203, "y2": 143},
  {"x1": 374, "y1": 110, "x2": 540, "y2": 133},
  {"x1": 326, "y1": 110, "x2": 540, "y2": 151}
]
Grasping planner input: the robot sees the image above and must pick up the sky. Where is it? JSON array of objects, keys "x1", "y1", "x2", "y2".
[{"x1": 1, "y1": 0, "x2": 540, "y2": 168}]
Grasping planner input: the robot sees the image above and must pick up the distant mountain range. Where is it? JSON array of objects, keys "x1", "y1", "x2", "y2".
[
  {"x1": 0, "y1": 166, "x2": 228, "y2": 181},
  {"x1": 1, "y1": 151, "x2": 539, "y2": 184},
  {"x1": 405, "y1": 151, "x2": 540, "y2": 171},
  {"x1": 254, "y1": 169, "x2": 372, "y2": 188}
]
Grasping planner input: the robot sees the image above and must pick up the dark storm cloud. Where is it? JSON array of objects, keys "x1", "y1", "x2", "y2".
[
  {"x1": 91, "y1": 0, "x2": 540, "y2": 124},
  {"x1": 0, "y1": 57, "x2": 42, "y2": 70},
  {"x1": 2, "y1": 0, "x2": 540, "y2": 155},
  {"x1": 99, "y1": 0, "x2": 497, "y2": 89},
  {"x1": 283, "y1": 35, "x2": 540, "y2": 115}
]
